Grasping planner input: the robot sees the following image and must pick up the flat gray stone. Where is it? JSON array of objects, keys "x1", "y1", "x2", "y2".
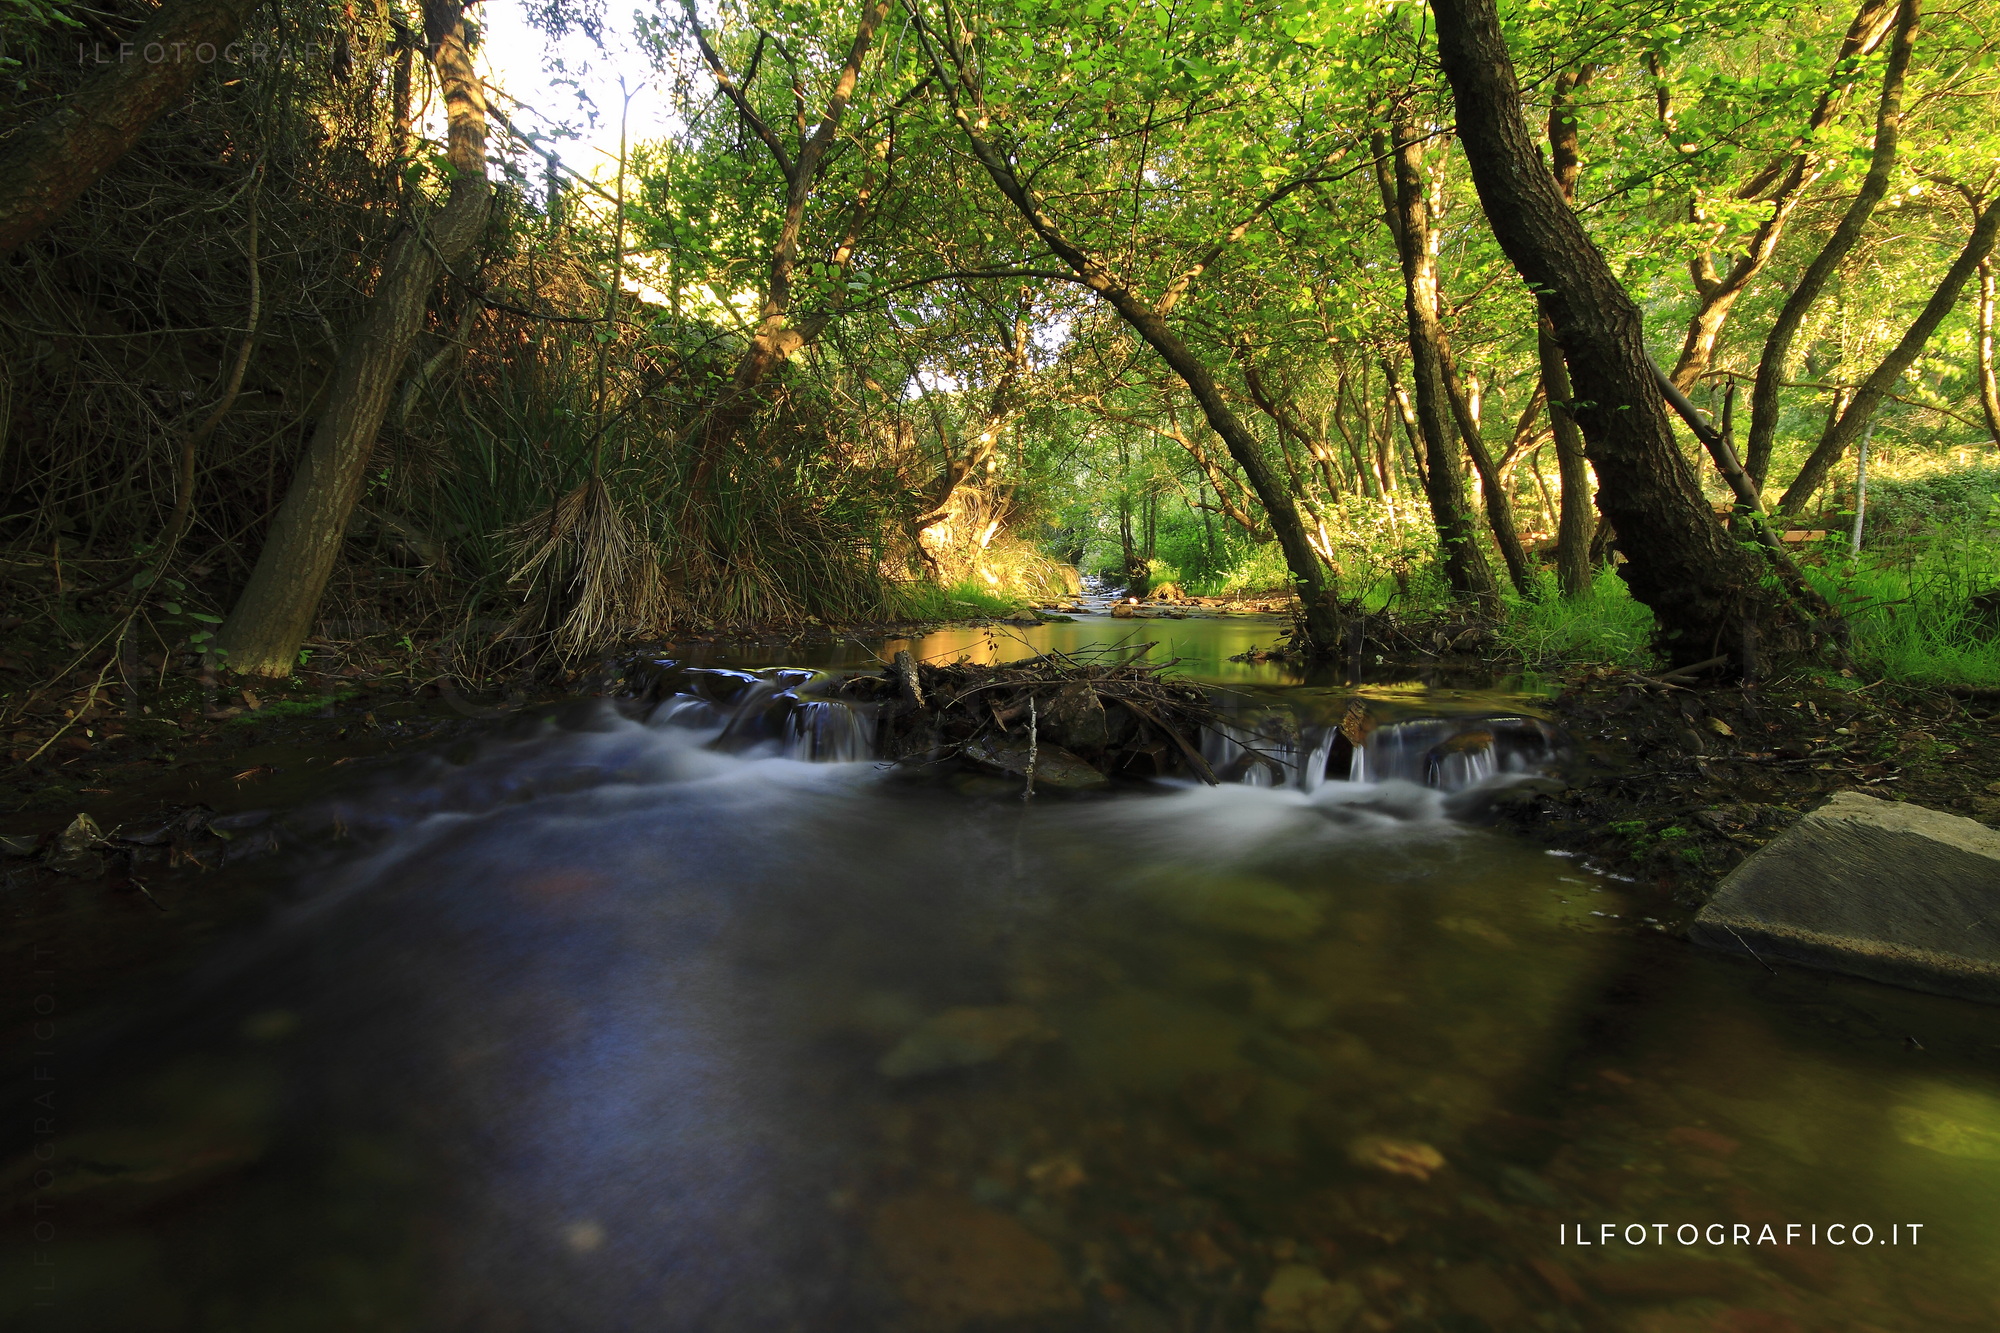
[{"x1": 1690, "y1": 791, "x2": 2000, "y2": 1002}]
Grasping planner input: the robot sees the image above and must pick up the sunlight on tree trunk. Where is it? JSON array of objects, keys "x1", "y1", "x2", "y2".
[
  {"x1": 216, "y1": 12, "x2": 491, "y2": 676},
  {"x1": 1432, "y1": 0, "x2": 1803, "y2": 667}
]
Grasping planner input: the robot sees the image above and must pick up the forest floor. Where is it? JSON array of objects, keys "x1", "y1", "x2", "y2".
[{"x1": 1494, "y1": 665, "x2": 2000, "y2": 909}]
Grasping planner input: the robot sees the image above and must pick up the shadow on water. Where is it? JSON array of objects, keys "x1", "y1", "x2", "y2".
[{"x1": 5, "y1": 611, "x2": 2000, "y2": 1331}]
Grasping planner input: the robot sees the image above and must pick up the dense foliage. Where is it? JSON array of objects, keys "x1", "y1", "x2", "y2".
[{"x1": 4, "y1": 0, "x2": 1999, "y2": 686}]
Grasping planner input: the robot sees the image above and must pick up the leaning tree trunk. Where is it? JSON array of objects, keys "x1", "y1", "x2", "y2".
[
  {"x1": 0, "y1": 0, "x2": 267, "y2": 256},
  {"x1": 1543, "y1": 70, "x2": 1597, "y2": 598},
  {"x1": 682, "y1": 0, "x2": 892, "y2": 480},
  {"x1": 1745, "y1": 0, "x2": 1919, "y2": 489},
  {"x1": 1664, "y1": 0, "x2": 1898, "y2": 391},
  {"x1": 1430, "y1": 0, "x2": 1802, "y2": 668},
  {"x1": 215, "y1": 14, "x2": 491, "y2": 676},
  {"x1": 926, "y1": 47, "x2": 1339, "y2": 651},
  {"x1": 1539, "y1": 319, "x2": 1596, "y2": 598},
  {"x1": 1980, "y1": 259, "x2": 2000, "y2": 444},
  {"x1": 1377, "y1": 124, "x2": 1502, "y2": 612},
  {"x1": 1779, "y1": 197, "x2": 2000, "y2": 513}
]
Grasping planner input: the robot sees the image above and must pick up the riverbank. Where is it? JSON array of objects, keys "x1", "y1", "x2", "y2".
[{"x1": 1492, "y1": 668, "x2": 2000, "y2": 910}]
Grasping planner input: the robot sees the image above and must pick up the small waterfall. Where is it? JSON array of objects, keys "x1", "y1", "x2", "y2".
[
  {"x1": 1210, "y1": 707, "x2": 1560, "y2": 794},
  {"x1": 1351, "y1": 716, "x2": 1553, "y2": 789},
  {"x1": 627, "y1": 662, "x2": 1561, "y2": 793},
  {"x1": 638, "y1": 664, "x2": 880, "y2": 762},
  {"x1": 785, "y1": 700, "x2": 873, "y2": 762}
]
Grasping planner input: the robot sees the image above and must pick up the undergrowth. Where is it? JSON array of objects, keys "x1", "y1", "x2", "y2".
[
  {"x1": 1808, "y1": 532, "x2": 2000, "y2": 687},
  {"x1": 888, "y1": 580, "x2": 1026, "y2": 619},
  {"x1": 1489, "y1": 567, "x2": 1660, "y2": 670}
]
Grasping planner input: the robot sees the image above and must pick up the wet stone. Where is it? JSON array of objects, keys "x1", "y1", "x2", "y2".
[
  {"x1": 1691, "y1": 791, "x2": 2000, "y2": 1002},
  {"x1": 1256, "y1": 1263, "x2": 1363, "y2": 1333},
  {"x1": 869, "y1": 1190, "x2": 1082, "y2": 1328},
  {"x1": 877, "y1": 1005, "x2": 1054, "y2": 1079},
  {"x1": 961, "y1": 734, "x2": 1109, "y2": 790},
  {"x1": 1138, "y1": 869, "x2": 1325, "y2": 941},
  {"x1": 1345, "y1": 1136, "x2": 1445, "y2": 1181}
]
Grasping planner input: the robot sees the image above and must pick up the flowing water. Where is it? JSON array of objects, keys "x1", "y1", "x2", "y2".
[{"x1": 7, "y1": 611, "x2": 2000, "y2": 1332}]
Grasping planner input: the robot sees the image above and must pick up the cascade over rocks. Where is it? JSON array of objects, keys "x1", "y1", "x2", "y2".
[{"x1": 836, "y1": 650, "x2": 1219, "y2": 784}]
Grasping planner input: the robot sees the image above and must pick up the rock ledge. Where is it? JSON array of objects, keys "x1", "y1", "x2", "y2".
[{"x1": 1690, "y1": 791, "x2": 2000, "y2": 1003}]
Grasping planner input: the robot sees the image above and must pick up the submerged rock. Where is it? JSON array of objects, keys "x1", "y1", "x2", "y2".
[
  {"x1": 877, "y1": 1005, "x2": 1054, "y2": 1078},
  {"x1": 1690, "y1": 791, "x2": 2000, "y2": 1002},
  {"x1": 960, "y1": 735, "x2": 1108, "y2": 790},
  {"x1": 48, "y1": 811, "x2": 108, "y2": 876},
  {"x1": 870, "y1": 1190, "x2": 1082, "y2": 1325},
  {"x1": 1346, "y1": 1135, "x2": 1445, "y2": 1180},
  {"x1": 1138, "y1": 869, "x2": 1325, "y2": 941},
  {"x1": 1257, "y1": 1264, "x2": 1362, "y2": 1333}
]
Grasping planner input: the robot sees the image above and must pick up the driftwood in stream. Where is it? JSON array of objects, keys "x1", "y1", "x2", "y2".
[{"x1": 838, "y1": 648, "x2": 1217, "y2": 787}]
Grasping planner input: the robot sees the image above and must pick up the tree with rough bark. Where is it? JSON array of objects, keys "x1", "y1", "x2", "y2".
[
  {"x1": 0, "y1": 0, "x2": 268, "y2": 256},
  {"x1": 1430, "y1": 0, "x2": 1806, "y2": 667},
  {"x1": 1542, "y1": 68, "x2": 1596, "y2": 599},
  {"x1": 216, "y1": 2, "x2": 491, "y2": 675},
  {"x1": 905, "y1": 0, "x2": 1346, "y2": 650}
]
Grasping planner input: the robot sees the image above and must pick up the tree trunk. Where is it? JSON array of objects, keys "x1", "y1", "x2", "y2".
[
  {"x1": 215, "y1": 14, "x2": 490, "y2": 675},
  {"x1": 0, "y1": 0, "x2": 267, "y2": 256},
  {"x1": 1539, "y1": 322, "x2": 1596, "y2": 599},
  {"x1": 1745, "y1": 0, "x2": 1919, "y2": 488},
  {"x1": 1779, "y1": 197, "x2": 2000, "y2": 513},
  {"x1": 684, "y1": 0, "x2": 891, "y2": 474},
  {"x1": 1544, "y1": 72, "x2": 1597, "y2": 598},
  {"x1": 1431, "y1": 0, "x2": 1800, "y2": 667},
  {"x1": 1378, "y1": 122, "x2": 1502, "y2": 612},
  {"x1": 1400, "y1": 117, "x2": 1536, "y2": 598},
  {"x1": 1979, "y1": 259, "x2": 2000, "y2": 444},
  {"x1": 928, "y1": 40, "x2": 1339, "y2": 650}
]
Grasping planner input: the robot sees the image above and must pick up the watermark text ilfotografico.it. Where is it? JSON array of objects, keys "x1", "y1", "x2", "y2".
[{"x1": 1562, "y1": 1223, "x2": 1921, "y2": 1247}]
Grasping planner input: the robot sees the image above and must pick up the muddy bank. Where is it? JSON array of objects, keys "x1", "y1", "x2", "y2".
[{"x1": 1497, "y1": 670, "x2": 2000, "y2": 914}]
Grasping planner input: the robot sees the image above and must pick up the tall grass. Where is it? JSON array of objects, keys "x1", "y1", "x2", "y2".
[
  {"x1": 401, "y1": 330, "x2": 916, "y2": 658},
  {"x1": 1475, "y1": 531, "x2": 2000, "y2": 686},
  {"x1": 1808, "y1": 532, "x2": 2000, "y2": 687},
  {"x1": 1489, "y1": 567, "x2": 1660, "y2": 670},
  {"x1": 888, "y1": 580, "x2": 1025, "y2": 619}
]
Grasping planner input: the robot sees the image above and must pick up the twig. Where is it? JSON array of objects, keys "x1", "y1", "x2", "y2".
[
  {"x1": 1123, "y1": 698, "x2": 1219, "y2": 785},
  {"x1": 129, "y1": 876, "x2": 168, "y2": 912},
  {"x1": 1722, "y1": 923, "x2": 1780, "y2": 976},
  {"x1": 1023, "y1": 696, "x2": 1037, "y2": 802},
  {"x1": 20, "y1": 647, "x2": 123, "y2": 764},
  {"x1": 1655, "y1": 654, "x2": 1732, "y2": 684}
]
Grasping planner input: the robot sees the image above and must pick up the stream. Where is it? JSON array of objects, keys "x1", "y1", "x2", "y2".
[{"x1": 6, "y1": 608, "x2": 2000, "y2": 1331}]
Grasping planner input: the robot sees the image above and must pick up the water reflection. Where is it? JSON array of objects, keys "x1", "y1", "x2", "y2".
[
  {"x1": 7, "y1": 708, "x2": 1998, "y2": 1331},
  {"x1": 674, "y1": 606, "x2": 1530, "y2": 692}
]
